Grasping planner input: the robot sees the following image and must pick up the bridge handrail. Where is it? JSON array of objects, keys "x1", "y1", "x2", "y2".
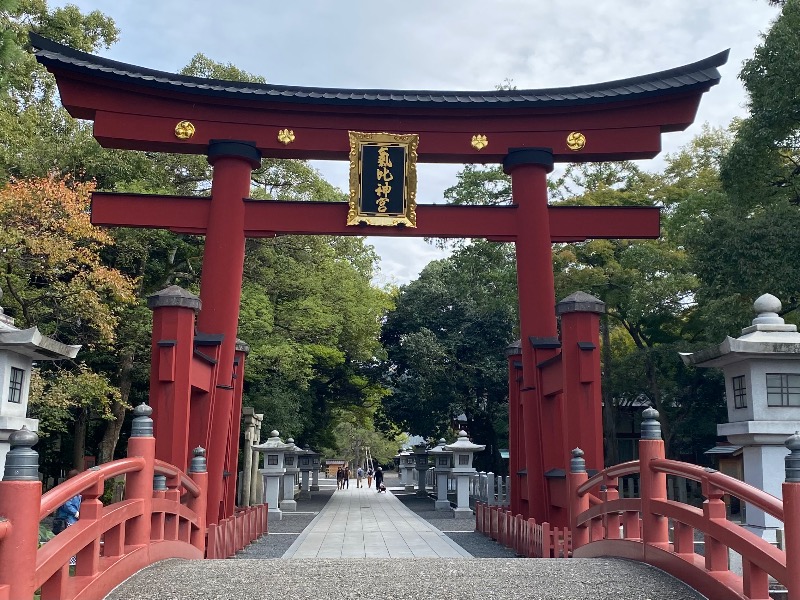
[
  {"x1": 650, "y1": 458, "x2": 785, "y2": 522},
  {"x1": 154, "y1": 459, "x2": 201, "y2": 498},
  {"x1": 39, "y1": 456, "x2": 145, "y2": 519},
  {"x1": 567, "y1": 409, "x2": 800, "y2": 600},
  {"x1": 576, "y1": 460, "x2": 639, "y2": 496}
]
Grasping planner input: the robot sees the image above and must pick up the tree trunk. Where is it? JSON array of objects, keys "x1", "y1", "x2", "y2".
[
  {"x1": 72, "y1": 407, "x2": 87, "y2": 471},
  {"x1": 601, "y1": 316, "x2": 619, "y2": 466},
  {"x1": 98, "y1": 350, "x2": 135, "y2": 464}
]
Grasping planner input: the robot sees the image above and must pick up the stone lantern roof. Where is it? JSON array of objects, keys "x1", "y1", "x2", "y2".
[
  {"x1": 428, "y1": 438, "x2": 452, "y2": 456},
  {"x1": 445, "y1": 430, "x2": 486, "y2": 453},
  {"x1": 680, "y1": 294, "x2": 800, "y2": 368},
  {"x1": 0, "y1": 297, "x2": 80, "y2": 360},
  {"x1": 252, "y1": 430, "x2": 292, "y2": 452}
]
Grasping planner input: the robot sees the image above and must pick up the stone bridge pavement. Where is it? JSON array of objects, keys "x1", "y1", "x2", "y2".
[{"x1": 104, "y1": 476, "x2": 705, "y2": 600}]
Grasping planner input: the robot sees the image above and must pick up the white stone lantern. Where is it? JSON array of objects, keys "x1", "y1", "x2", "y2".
[
  {"x1": 681, "y1": 293, "x2": 800, "y2": 542},
  {"x1": 0, "y1": 300, "x2": 79, "y2": 473},
  {"x1": 412, "y1": 442, "x2": 431, "y2": 496},
  {"x1": 445, "y1": 430, "x2": 486, "y2": 518},
  {"x1": 298, "y1": 445, "x2": 319, "y2": 498},
  {"x1": 428, "y1": 438, "x2": 453, "y2": 511},
  {"x1": 281, "y1": 437, "x2": 300, "y2": 512},
  {"x1": 253, "y1": 430, "x2": 292, "y2": 520},
  {"x1": 400, "y1": 450, "x2": 416, "y2": 492}
]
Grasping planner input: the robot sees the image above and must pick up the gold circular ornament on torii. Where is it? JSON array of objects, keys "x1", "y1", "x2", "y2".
[
  {"x1": 567, "y1": 131, "x2": 586, "y2": 151},
  {"x1": 174, "y1": 120, "x2": 196, "y2": 140}
]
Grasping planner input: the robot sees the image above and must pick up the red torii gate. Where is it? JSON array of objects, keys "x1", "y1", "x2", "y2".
[{"x1": 32, "y1": 33, "x2": 727, "y2": 526}]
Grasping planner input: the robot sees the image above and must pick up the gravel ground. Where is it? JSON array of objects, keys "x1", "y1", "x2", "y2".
[
  {"x1": 106, "y1": 557, "x2": 706, "y2": 600},
  {"x1": 234, "y1": 488, "x2": 335, "y2": 559},
  {"x1": 392, "y1": 488, "x2": 518, "y2": 559}
]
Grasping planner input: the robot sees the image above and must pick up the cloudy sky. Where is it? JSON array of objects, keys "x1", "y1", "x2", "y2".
[{"x1": 50, "y1": 1, "x2": 779, "y2": 284}]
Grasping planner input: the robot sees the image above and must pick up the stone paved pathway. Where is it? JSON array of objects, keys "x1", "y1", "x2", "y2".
[{"x1": 282, "y1": 482, "x2": 472, "y2": 558}]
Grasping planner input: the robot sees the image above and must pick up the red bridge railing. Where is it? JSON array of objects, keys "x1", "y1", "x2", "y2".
[
  {"x1": 569, "y1": 408, "x2": 800, "y2": 600},
  {"x1": 474, "y1": 502, "x2": 571, "y2": 558},
  {"x1": 473, "y1": 408, "x2": 800, "y2": 600},
  {"x1": 0, "y1": 403, "x2": 268, "y2": 600}
]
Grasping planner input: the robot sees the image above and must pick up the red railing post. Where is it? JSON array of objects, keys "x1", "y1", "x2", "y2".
[
  {"x1": 188, "y1": 447, "x2": 208, "y2": 554},
  {"x1": 569, "y1": 448, "x2": 590, "y2": 550},
  {"x1": 639, "y1": 408, "x2": 669, "y2": 549},
  {"x1": 125, "y1": 404, "x2": 156, "y2": 547},
  {"x1": 701, "y1": 480, "x2": 729, "y2": 573},
  {"x1": 784, "y1": 433, "x2": 800, "y2": 600},
  {"x1": 75, "y1": 473, "x2": 105, "y2": 579},
  {"x1": 602, "y1": 474, "x2": 621, "y2": 540},
  {"x1": 0, "y1": 428, "x2": 42, "y2": 600}
]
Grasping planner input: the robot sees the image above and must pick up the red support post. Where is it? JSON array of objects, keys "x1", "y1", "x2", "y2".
[
  {"x1": 504, "y1": 148, "x2": 558, "y2": 524},
  {"x1": 783, "y1": 433, "x2": 800, "y2": 600},
  {"x1": 638, "y1": 409, "x2": 669, "y2": 550},
  {"x1": 507, "y1": 347, "x2": 524, "y2": 517},
  {"x1": 557, "y1": 294, "x2": 605, "y2": 474},
  {"x1": 188, "y1": 447, "x2": 209, "y2": 554},
  {"x1": 223, "y1": 343, "x2": 249, "y2": 517},
  {"x1": 0, "y1": 428, "x2": 42, "y2": 600},
  {"x1": 147, "y1": 287, "x2": 200, "y2": 470},
  {"x1": 198, "y1": 141, "x2": 261, "y2": 526},
  {"x1": 568, "y1": 448, "x2": 590, "y2": 550},
  {"x1": 124, "y1": 405, "x2": 157, "y2": 548}
]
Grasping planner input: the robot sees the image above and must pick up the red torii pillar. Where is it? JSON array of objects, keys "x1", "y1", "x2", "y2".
[
  {"x1": 196, "y1": 140, "x2": 261, "y2": 523},
  {"x1": 504, "y1": 148, "x2": 559, "y2": 520}
]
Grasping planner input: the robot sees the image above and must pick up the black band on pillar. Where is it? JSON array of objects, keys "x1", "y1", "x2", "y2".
[
  {"x1": 207, "y1": 140, "x2": 262, "y2": 169},
  {"x1": 502, "y1": 147, "x2": 554, "y2": 175}
]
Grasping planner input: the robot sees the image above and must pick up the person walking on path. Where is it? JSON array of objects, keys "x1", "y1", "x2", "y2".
[
  {"x1": 343, "y1": 465, "x2": 350, "y2": 489},
  {"x1": 367, "y1": 466, "x2": 374, "y2": 488},
  {"x1": 356, "y1": 466, "x2": 364, "y2": 488},
  {"x1": 374, "y1": 466, "x2": 384, "y2": 492},
  {"x1": 336, "y1": 467, "x2": 343, "y2": 490}
]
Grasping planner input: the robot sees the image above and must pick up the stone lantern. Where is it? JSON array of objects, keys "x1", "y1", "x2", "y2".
[
  {"x1": 0, "y1": 296, "x2": 79, "y2": 473},
  {"x1": 428, "y1": 438, "x2": 453, "y2": 511},
  {"x1": 400, "y1": 450, "x2": 416, "y2": 492},
  {"x1": 281, "y1": 437, "x2": 300, "y2": 512},
  {"x1": 681, "y1": 293, "x2": 800, "y2": 543},
  {"x1": 298, "y1": 445, "x2": 320, "y2": 498},
  {"x1": 413, "y1": 442, "x2": 431, "y2": 496},
  {"x1": 445, "y1": 430, "x2": 486, "y2": 518},
  {"x1": 393, "y1": 450, "x2": 403, "y2": 482},
  {"x1": 253, "y1": 430, "x2": 292, "y2": 520}
]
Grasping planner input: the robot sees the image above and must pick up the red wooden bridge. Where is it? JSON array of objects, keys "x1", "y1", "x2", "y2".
[{"x1": 3, "y1": 33, "x2": 797, "y2": 600}]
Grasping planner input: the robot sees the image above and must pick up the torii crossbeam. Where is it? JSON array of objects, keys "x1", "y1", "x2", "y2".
[{"x1": 33, "y1": 32, "x2": 727, "y2": 527}]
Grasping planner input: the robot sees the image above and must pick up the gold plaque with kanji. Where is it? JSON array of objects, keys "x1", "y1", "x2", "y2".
[{"x1": 347, "y1": 131, "x2": 418, "y2": 227}]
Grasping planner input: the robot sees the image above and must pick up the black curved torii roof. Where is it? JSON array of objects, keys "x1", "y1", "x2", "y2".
[
  {"x1": 30, "y1": 33, "x2": 729, "y2": 163},
  {"x1": 31, "y1": 33, "x2": 728, "y2": 110}
]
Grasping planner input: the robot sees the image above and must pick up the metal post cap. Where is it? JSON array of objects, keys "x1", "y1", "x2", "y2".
[
  {"x1": 641, "y1": 407, "x2": 662, "y2": 440},
  {"x1": 190, "y1": 446, "x2": 207, "y2": 473},
  {"x1": 153, "y1": 474, "x2": 167, "y2": 491},
  {"x1": 570, "y1": 447, "x2": 586, "y2": 473},
  {"x1": 131, "y1": 403, "x2": 154, "y2": 437},
  {"x1": 3, "y1": 426, "x2": 40, "y2": 481},
  {"x1": 786, "y1": 432, "x2": 800, "y2": 483}
]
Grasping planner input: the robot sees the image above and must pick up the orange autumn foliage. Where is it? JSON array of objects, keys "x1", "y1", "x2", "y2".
[{"x1": 0, "y1": 175, "x2": 136, "y2": 345}]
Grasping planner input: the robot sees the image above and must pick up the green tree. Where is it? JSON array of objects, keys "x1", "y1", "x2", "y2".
[
  {"x1": 380, "y1": 241, "x2": 517, "y2": 472},
  {"x1": 722, "y1": 0, "x2": 800, "y2": 208}
]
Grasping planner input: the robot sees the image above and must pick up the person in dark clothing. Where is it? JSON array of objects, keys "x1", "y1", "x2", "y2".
[
  {"x1": 336, "y1": 467, "x2": 344, "y2": 490},
  {"x1": 374, "y1": 466, "x2": 384, "y2": 492},
  {"x1": 342, "y1": 466, "x2": 350, "y2": 489}
]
